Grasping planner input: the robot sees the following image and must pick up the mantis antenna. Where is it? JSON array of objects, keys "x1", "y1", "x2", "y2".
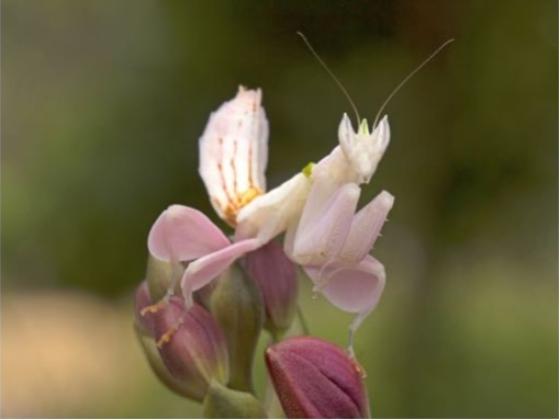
[
  {"x1": 298, "y1": 32, "x2": 455, "y2": 130},
  {"x1": 297, "y1": 31, "x2": 362, "y2": 128},
  {"x1": 372, "y1": 38, "x2": 455, "y2": 128}
]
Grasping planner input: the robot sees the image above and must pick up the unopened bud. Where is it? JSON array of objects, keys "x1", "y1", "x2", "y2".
[
  {"x1": 135, "y1": 282, "x2": 210, "y2": 399},
  {"x1": 244, "y1": 240, "x2": 298, "y2": 337},
  {"x1": 210, "y1": 264, "x2": 264, "y2": 392},
  {"x1": 135, "y1": 324, "x2": 195, "y2": 398},
  {"x1": 136, "y1": 284, "x2": 229, "y2": 402},
  {"x1": 265, "y1": 336, "x2": 370, "y2": 418},
  {"x1": 193, "y1": 281, "x2": 217, "y2": 310}
]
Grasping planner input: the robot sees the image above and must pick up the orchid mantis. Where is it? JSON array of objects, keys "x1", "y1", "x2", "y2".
[{"x1": 146, "y1": 85, "x2": 393, "y2": 350}]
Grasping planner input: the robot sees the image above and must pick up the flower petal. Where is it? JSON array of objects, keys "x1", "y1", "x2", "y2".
[
  {"x1": 148, "y1": 205, "x2": 230, "y2": 262},
  {"x1": 339, "y1": 190, "x2": 394, "y2": 262},
  {"x1": 305, "y1": 255, "x2": 385, "y2": 315},
  {"x1": 198, "y1": 87, "x2": 268, "y2": 223},
  {"x1": 181, "y1": 238, "x2": 262, "y2": 300}
]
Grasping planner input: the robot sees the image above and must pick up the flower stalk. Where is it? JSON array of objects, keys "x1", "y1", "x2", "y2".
[{"x1": 203, "y1": 380, "x2": 267, "y2": 419}]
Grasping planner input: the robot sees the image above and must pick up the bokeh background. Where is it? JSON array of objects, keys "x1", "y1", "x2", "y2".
[{"x1": 2, "y1": 0, "x2": 558, "y2": 417}]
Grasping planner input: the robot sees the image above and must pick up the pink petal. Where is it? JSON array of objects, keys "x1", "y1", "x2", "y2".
[
  {"x1": 181, "y1": 238, "x2": 262, "y2": 300},
  {"x1": 339, "y1": 190, "x2": 394, "y2": 262},
  {"x1": 305, "y1": 255, "x2": 385, "y2": 315},
  {"x1": 148, "y1": 205, "x2": 230, "y2": 262}
]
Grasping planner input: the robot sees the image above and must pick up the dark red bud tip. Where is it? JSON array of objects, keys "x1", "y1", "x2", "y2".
[{"x1": 265, "y1": 336, "x2": 370, "y2": 419}]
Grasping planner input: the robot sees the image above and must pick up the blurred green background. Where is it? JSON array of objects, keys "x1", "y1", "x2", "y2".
[{"x1": 1, "y1": 0, "x2": 558, "y2": 418}]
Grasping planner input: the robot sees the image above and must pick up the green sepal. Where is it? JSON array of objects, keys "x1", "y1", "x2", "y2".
[
  {"x1": 203, "y1": 381, "x2": 267, "y2": 419},
  {"x1": 145, "y1": 255, "x2": 181, "y2": 301},
  {"x1": 210, "y1": 264, "x2": 264, "y2": 393}
]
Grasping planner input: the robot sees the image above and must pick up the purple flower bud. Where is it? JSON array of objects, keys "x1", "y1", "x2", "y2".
[
  {"x1": 265, "y1": 336, "x2": 370, "y2": 419},
  {"x1": 244, "y1": 240, "x2": 298, "y2": 335},
  {"x1": 135, "y1": 282, "x2": 229, "y2": 401}
]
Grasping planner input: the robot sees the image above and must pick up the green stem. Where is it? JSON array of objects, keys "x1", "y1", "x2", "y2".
[
  {"x1": 263, "y1": 374, "x2": 284, "y2": 418},
  {"x1": 297, "y1": 304, "x2": 310, "y2": 335},
  {"x1": 263, "y1": 306, "x2": 309, "y2": 417},
  {"x1": 263, "y1": 335, "x2": 285, "y2": 418},
  {"x1": 203, "y1": 381, "x2": 267, "y2": 418}
]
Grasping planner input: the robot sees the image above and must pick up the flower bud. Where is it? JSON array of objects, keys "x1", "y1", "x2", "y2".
[
  {"x1": 135, "y1": 324, "x2": 195, "y2": 398},
  {"x1": 265, "y1": 337, "x2": 370, "y2": 418},
  {"x1": 244, "y1": 240, "x2": 298, "y2": 337},
  {"x1": 135, "y1": 284, "x2": 229, "y2": 402},
  {"x1": 193, "y1": 281, "x2": 217, "y2": 311},
  {"x1": 135, "y1": 282, "x2": 213, "y2": 399},
  {"x1": 210, "y1": 264, "x2": 264, "y2": 392}
]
